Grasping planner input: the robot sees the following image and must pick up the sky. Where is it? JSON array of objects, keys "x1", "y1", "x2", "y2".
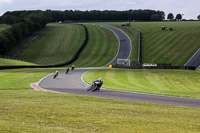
[{"x1": 0, "y1": 0, "x2": 199, "y2": 19}]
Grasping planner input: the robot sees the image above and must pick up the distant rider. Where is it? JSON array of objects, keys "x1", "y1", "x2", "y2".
[
  {"x1": 66, "y1": 67, "x2": 69, "y2": 74},
  {"x1": 72, "y1": 64, "x2": 75, "y2": 70},
  {"x1": 53, "y1": 71, "x2": 59, "y2": 79}
]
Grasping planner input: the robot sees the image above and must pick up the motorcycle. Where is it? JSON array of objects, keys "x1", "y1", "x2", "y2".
[{"x1": 87, "y1": 80, "x2": 103, "y2": 92}]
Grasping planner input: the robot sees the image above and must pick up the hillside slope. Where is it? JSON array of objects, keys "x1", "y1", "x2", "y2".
[
  {"x1": 19, "y1": 24, "x2": 85, "y2": 65},
  {"x1": 133, "y1": 22, "x2": 200, "y2": 65},
  {"x1": 109, "y1": 22, "x2": 200, "y2": 66},
  {"x1": 18, "y1": 24, "x2": 118, "y2": 67}
]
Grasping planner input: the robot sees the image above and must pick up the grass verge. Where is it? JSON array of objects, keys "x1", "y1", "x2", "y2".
[
  {"x1": 0, "y1": 68, "x2": 62, "y2": 90},
  {"x1": 0, "y1": 90, "x2": 200, "y2": 132},
  {"x1": 83, "y1": 68, "x2": 200, "y2": 98}
]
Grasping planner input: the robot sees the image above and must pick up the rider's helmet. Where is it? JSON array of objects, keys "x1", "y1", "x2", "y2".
[{"x1": 99, "y1": 78, "x2": 102, "y2": 81}]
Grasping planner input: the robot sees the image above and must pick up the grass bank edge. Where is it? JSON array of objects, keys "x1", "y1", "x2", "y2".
[{"x1": 83, "y1": 68, "x2": 200, "y2": 99}]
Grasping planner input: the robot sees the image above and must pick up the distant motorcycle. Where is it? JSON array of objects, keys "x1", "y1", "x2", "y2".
[{"x1": 53, "y1": 71, "x2": 59, "y2": 79}]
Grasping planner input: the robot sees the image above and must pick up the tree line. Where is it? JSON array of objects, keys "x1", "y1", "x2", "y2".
[
  {"x1": 0, "y1": 10, "x2": 52, "y2": 56},
  {"x1": 167, "y1": 13, "x2": 183, "y2": 21},
  {"x1": 50, "y1": 9, "x2": 165, "y2": 22},
  {"x1": 167, "y1": 13, "x2": 200, "y2": 21},
  {"x1": 1, "y1": 9, "x2": 165, "y2": 23}
]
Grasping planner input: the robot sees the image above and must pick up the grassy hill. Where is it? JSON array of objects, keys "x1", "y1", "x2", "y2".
[
  {"x1": 18, "y1": 23, "x2": 85, "y2": 65},
  {"x1": 0, "y1": 58, "x2": 37, "y2": 66},
  {"x1": 108, "y1": 22, "x2": 200, "y2": 66},
  {"x1": 18, "y1": 23, "x2": 118, "y2": 67}
]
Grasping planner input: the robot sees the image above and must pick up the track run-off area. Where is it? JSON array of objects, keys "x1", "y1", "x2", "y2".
[{"x1": 36, "y1": 24, "x2": 200, "y2": 108}]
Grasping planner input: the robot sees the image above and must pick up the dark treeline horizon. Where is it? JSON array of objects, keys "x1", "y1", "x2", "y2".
[
  {"x1": 50, "y1": 9, "x2": 165, "y2": 21},
  {"x1": 1, "y1": 9, "x2": 165, "y2": 23},
  {"x1": 0, "y1": 10, "x2": 52, "y2": 56}
]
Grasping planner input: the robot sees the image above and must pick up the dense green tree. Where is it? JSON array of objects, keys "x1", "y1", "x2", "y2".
[
  {"x1": 167, "y1": 13, "x2": 174, "y2": 20},
  {"x1": 0, "y1": 10, "x2": 53, "y2": 56},
  {"x1": 197, "y1": 15, "x2": 200, "y2": 20},
  {"x1": 11, "y1": 23, "x2": 23, "y2": 43},
  {"x1": 1, "y1": 29, "x2": 17, "y2": 48},
  {"x1": 1, "y1": 15, "x2": 19, "y2": 25},
  {"x1": 151, "y1": 14, "x2": 161, "y2": 21},
  {"x1": 176, "y1": 14, "x2": 182, "y2": 21},
  {"x1": 0, "y1": 33, "x2": 9, "y2": 55},
  {"x1": 50, "y1": 9, "x2": 165, "y2": 22},
  {"x1": 25, "y1": 18, "x2": 35, "y2": 32}
]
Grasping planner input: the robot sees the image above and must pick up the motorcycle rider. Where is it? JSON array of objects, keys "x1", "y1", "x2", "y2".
[{"x1": 87, "y1": 78, "x2": 103, "y2": 91}]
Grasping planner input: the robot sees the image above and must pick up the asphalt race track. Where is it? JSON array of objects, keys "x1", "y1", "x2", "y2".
[
  {"x1": 185, "y1": 48, "x2": 200, "y2": 68},
  {"x1": 38, "y1": 69, "x2": 200, "y2": 108},
  {"x1": 38, "y1": 24, "x2": 200, "y2": 108},
  {"x1": 99, "y1": 24, "x2": 131, "y2": 66}
]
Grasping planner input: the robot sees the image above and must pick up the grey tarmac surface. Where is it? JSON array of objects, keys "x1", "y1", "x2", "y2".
[
  {"x1": 38, "y1": 24, "x2": 200, "y2": 108},
  {"x1": 99, "y1": 24, "x2": 131, "y2": 66},
  {"x1": 185, "y1": 48, "x2": 200, "y2": 68},
  {"x1": 38, "y1": 69, "x2": 200, "y2": 108}
]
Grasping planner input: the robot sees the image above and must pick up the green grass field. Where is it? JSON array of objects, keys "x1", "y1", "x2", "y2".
[
  {"x1": 72, "y1": 24, "x2": 118, "y2": 67},
  {"x1": 1, "y1": 90, "x2": 200, "y2": 132},
  {"x1": 0, "y1": 68, "x2": 60, "y2": 90},
  {"x1": 84, "y1": 68, "x2": 200, "y2": 98},
  {"x1": 108, "y1": 22, "x2": 200, "y2": 65},
  {"x1": 19, "y1": 24, "x2": 85, "y2": 65},
  {"x1": 0, "y1": 68, "x2": 200, "y2": 132},
  {"x1": 0, "y1": 58, "x2": 37, "y2": 66}
]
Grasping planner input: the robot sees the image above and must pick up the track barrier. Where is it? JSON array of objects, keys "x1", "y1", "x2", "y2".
[
  {"x1": 138, "y1": 31, "x2": 142, "y2": 64},
  {"x1": 112, "y1": 64, "x2": 196, "y2": 70}
]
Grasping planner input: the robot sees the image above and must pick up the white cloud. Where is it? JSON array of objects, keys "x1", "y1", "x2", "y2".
[
  {"x1": 0, "y1": 0, "x2": 199, "y2": 19},
  {"x1": 0, "y1": 0, "x2": 13, "y2": 4}
]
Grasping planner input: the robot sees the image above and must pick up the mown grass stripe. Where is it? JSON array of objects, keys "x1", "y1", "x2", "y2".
[
  {"x1": 19, "y1": 24, "x2": 85, "y2": 65},
  {"x1": 109, "y1": 22, "x2": 200, "y2": 65},
  {"x1": 72, "y1": 24, "x2": 118, "y2": 67},
  {"x1": 84, "y1": 69, "x2": 200, "y2": 98},
  {"x1": 144, "y1": 26, "x2": 196, "y2": 64},
  {"x1": 0, "y1": 89, "x2": 200, "y2": 132}
]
